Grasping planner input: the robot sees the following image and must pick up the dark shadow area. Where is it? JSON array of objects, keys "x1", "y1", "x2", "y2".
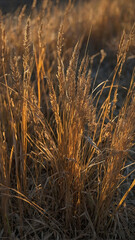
[
  {"x1": 0, "y1": 0, "x2": 33, "y2": 14},
  {"x1": 0, "y1": 0, "x2": 76, "y2": 14}
]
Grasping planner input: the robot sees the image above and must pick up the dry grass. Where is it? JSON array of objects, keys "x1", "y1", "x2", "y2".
[{"x1": 0, "y1": 0, "x2": 135, "y2": 239}]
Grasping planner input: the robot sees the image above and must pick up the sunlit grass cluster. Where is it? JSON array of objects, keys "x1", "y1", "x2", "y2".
[{"x1": 0, "y1": 0, "x2": 135, "y2": 239}]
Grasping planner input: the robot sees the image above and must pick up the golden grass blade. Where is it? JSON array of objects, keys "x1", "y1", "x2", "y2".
[{"x1": 116, "y1": 179, "x2": 135, "y2": 211}]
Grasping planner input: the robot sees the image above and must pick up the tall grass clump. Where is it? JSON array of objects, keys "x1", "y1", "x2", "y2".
[{"x1": 0, "y1": 0, "x2": 135, "y2": 239}]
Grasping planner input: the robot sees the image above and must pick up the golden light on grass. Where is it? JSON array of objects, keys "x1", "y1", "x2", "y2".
[{"x1": 0, "y1": 0, "x2": 135, "y2": 239}]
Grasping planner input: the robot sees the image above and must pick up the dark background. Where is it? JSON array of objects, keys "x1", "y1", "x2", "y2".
[
  {"x1": 0, "y1": 0, "x2": 39, "y2": 14},
  {"x1": 0, "y1": 0, "x2": 73, "y2": 14}
]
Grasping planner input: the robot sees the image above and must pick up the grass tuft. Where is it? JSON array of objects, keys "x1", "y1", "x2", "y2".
[{"x1": 0, "y1": 0, "x2": 135, "y2": 239}]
